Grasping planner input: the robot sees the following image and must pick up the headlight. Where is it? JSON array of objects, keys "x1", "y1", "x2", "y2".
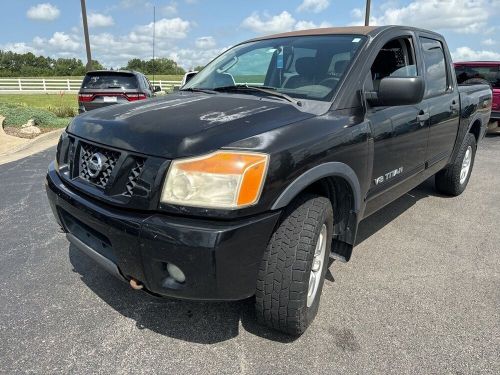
[{"x1": 161, "y1": 151, "x2": 269, "y2": 209}]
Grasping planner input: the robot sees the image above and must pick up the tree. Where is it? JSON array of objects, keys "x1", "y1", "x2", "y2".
[
  {"x1": 124, "y1": 58, "x2": 185, "y2": 75},
  {"x1": 0, "y1": 50, "x2": 105, "y2": 77}
]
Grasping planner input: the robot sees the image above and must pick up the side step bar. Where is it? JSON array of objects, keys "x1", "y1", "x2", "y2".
[{"x1": 66, "y1": 233, "x2": 126, "y2": 282}]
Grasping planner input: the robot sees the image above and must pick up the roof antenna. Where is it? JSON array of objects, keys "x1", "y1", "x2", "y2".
[{"x1": 152, "y1": 5, "x2": 156, "y2": 84}]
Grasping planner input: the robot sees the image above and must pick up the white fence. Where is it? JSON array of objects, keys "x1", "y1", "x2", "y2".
[{"x1": 0, "y1": 78, "x2": 182, "y2": 94}]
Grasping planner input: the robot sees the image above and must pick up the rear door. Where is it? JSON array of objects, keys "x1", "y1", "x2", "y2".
[{"x1": 418, "y1": 35, "x2": 460, "y2": 166}]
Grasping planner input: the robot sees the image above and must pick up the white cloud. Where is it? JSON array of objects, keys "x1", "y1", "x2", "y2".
[
  {"x1": 294, "y1": 20, "x2": 332, "y2": 30},
  {"x1": 451, "y1": 46, "x2": 500, "y2": 61},
  {"x1": 162, "y1": 2, "x2": 177, "y2": 16},
  {"x1": 0, "y1": 42, "x2": 38, "y2": 54},
  {"x1": 48, "y1": 32, "x2": 80, "y2": 51},
  {"x1": 481, "y1": 38, "x2": 496, "y2": 46},
  {"x1": 241, "y1": 11, "x2": 296, "y2": 34},
  {"x1": 195, "y1": 36, "x2": 216, "y2": 49},
  {"x1": 241, "y1": 11, "x2": 331, "y2": 34},
  {"x1": 88, "y1": 13, "x2": 114, "y2": 28},
  {"x1": 351, "y1": 0, "x2": 491, "y2": 34},
  {"x1": 26, "y1": 3, "x2": 60, "y2": 21},
  {"x1": 130, "y1": 18, "x2": 190, "y2": 42},
  {"x1": 297, "y1": 0, "x2": 330, "y2": 13}
]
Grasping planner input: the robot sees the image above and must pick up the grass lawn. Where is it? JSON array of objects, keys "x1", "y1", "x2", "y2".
[
  {"x1": 0, "y1": 94, "x2": 77, "y2": 130},
  {"x1": 0, "y1": 93, "x2": 78, "y2": 110}
]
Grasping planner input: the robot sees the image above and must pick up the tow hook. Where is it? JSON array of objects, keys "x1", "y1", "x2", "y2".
[{"x1": 129, "y1": 278, "x2": 144, "y2": 290}]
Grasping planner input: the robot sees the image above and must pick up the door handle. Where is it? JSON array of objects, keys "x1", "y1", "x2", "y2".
[
  {"x1": 450, "y1": 102, "x2": 460, "y2": 111},
  {"x1": 417, "y1": 112, "x2": 430, "y2": 125}
]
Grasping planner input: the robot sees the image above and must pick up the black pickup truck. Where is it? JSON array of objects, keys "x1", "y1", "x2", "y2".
[{"x1": 46, "y1": 26, "x2": 492, "y2": 335}]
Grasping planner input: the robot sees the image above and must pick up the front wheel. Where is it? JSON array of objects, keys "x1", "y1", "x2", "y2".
[
  {"x1": 255, "y1": 194, "x2": 333, "y2": 335},
  {"x1": 435, "y1": 133, "x2": 477, "y2": 196}
]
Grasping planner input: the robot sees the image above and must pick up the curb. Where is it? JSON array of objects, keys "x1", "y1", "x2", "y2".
[{"x1": 0, "y1": 120, "x2": 64, "y2": 165}]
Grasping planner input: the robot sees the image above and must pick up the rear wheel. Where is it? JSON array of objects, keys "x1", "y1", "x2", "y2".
[
  {"x1": 435, "y1": 133, "x2": 477, "y2": 196},
  {"x1": 255, "y1": 194, "x2": 333, "y2": 335}
]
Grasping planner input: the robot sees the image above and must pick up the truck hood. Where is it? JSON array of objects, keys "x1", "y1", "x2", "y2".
[{"x1": 67, "y1": 92, "x2": 316, "y2": 159}]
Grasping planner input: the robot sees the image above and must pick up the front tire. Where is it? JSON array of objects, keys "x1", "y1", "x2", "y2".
[
  {"x1": 435, "y1": 133, "x2": 477, "y2": 196},
  {"x1": 255, "y1": 194, "x2": 333, "y2": 335}
]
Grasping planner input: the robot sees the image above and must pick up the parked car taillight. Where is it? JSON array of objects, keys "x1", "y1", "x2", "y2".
[
  {"x1": 126, "y1": 93, "x2": 147, "y2": 101},
  {"x1": 78, "y1": 94, "x2": 94, "y2": 102}
]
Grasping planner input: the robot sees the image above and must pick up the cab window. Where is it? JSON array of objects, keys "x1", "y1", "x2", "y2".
[
  {"x1": 370, "y1": 37, "x2": 417, "y2": 91},
  {"x1": 420, "y1": 37, "x2": 448, "y2": 97}
]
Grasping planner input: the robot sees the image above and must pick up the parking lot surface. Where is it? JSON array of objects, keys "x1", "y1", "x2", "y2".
[{"x1": 1, "y1": 136, "x2": 499, "y2": 374}]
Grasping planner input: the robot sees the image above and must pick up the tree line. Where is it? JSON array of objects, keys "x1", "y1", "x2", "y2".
[{"x1": 0, "y1": 50, "x2": 192, "y2": 77}]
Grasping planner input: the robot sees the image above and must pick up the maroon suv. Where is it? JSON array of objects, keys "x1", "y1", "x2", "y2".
[{"x1": 455, "y1": 61, "x2": 499, "y2": 131}]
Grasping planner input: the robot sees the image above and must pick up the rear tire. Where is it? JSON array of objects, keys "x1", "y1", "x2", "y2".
[
  {"x1": 435, "y1": 133, "x2": 477, "y2": 196},
  {"x1": 255, "y1": 194, "x2": 333, "y2": 335}
]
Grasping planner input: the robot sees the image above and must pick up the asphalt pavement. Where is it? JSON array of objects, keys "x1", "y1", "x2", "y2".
[{"x1": 1, "y1": 136, "x2": 499, "y2": 374}]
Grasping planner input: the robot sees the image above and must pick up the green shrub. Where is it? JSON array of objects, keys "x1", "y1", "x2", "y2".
[
  {"x1": 0, "y1": 102, "x2": 72, "y2": 128},
  {"x1": 47, "y1": 105, "x2": 77, "y2": 118}
]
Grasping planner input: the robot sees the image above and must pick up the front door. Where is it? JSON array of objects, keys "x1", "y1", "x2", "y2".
[{"x1": 364, "y1": 35, "x2": 429, "y2": 215}]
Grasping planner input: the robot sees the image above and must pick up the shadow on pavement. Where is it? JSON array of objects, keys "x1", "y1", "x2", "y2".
[
  {"x1": 355, "y1": 176, "x2": 442, "y2": 245},
  {"x1": 69, "y1": 245, "x2": 296, "y2": 344},
  {"x1": 68, "y1": 176, "x2": 442, "y2": 344}
]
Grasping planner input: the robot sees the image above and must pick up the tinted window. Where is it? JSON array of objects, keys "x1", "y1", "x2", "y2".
[
  {"x1": 455, "y1": 65, "x2": 500, "y2": 88},
  {"x1": 370, "y1": 37, "x2": 417, "y2": 91},
  {"x1": 420, "y1": 37, "x2": 447, "y2": 96},
  {"x1": 82, "y1": 72, "x2": 138, "y2": 89}
]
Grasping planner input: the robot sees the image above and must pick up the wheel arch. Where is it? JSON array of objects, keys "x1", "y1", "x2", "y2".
[
  {"x1": 468, "y1": 118, "x2": 482, "y2": 142},
  {"x1": 271, "y1": 162, "x2": 362, "y2": 262},
  {"x1": 271, "y1": 162, "x2": 362, "y2": 212}
]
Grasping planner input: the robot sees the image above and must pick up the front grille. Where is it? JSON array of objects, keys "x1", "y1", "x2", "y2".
[
  {"x1": 79, "y1": 142, "x2": 120, "y2": 188},
  {"x1": 124, "y1": 158, "x2": 145, "y2": 197}
]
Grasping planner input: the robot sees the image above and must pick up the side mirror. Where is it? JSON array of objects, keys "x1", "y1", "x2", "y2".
[
  {"x1": 154, "y1": 86, "x2": 161, "y2": 93},
  {"x1": 183, "y1": 72, "x2": 197, "y2": 85},
  {"x1": 368, "y1": 76, "x2": 425, "y2": 106}
]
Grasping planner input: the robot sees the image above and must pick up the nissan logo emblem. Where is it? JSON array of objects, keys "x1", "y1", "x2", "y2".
[{"x1": 87, "y1": 152, "x2": 106, "y2": 178}]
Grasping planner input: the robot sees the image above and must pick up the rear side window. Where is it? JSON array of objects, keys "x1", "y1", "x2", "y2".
[
  {"x1": 82, "y1": 73, "x2": 138, "y2": 89},
  {"x1": 455, "y1": 65, "x2": 500, "y2": 88},
  {"x1": 420, "y1": 37, "x2": 448, "y2": 97}
]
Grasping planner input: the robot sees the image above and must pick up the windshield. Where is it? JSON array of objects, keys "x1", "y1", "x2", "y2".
[
  {"x1": 183, "y1": 35, "x2": 366, "y2": 102},
  {"x1": 455, "y1": 65, "x2": 500, "y2": 88}
]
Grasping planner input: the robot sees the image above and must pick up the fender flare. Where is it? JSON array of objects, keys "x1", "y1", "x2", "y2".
[{"x1": 271, "y1": 162, "x2": 362, "y2": 211}]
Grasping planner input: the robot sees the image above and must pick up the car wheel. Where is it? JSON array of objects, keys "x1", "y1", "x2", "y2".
[
  {"x1": 255, "y1": 194, "x2": 333, "y2": 335},
  {"x1": 435, "y1": 132, "x2": 477, "y2": 196}
]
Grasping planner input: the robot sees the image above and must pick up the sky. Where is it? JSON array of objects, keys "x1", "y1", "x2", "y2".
[{"x1": 1, "y1": 0, "x2": 500, "y2": 69}]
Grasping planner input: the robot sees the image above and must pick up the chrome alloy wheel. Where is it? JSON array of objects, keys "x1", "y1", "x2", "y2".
[
  {"x1": 307, "y1": 224, "x2": 327, "y2": 307},
  {"x1": 460, "y1": 146, "x2": 472, "y2": 185}
]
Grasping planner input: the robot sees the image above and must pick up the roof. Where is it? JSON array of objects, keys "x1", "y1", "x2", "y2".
[
  {"x1": 86, "y1": 69, "x2": 140, "y2": 75},
  {"x1": 248, "y1": 26, "x2": 382, "y2": 42}
]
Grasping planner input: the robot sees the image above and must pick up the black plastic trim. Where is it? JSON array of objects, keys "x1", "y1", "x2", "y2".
[{"x1": 271, "y1": 162, "x2": 362, "y2": 211}]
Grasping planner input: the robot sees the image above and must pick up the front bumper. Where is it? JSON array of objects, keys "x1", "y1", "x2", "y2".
[
  {"x1": 490, "y1": 110, "x2": 500, "y2": 121},
  {"x1": 46, "y1": 162, "x2": 281, "y2": 301}
]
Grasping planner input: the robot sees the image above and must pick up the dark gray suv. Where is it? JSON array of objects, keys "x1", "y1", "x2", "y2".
[{"x1": 78, "y1": 70, "x2": 160, "y2": 113}]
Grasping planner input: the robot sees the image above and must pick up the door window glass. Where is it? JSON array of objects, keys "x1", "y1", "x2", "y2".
[
  {"x1": 371, "y1": 37, "x2": 417, "y2": 91},
  {"x1": 420, "y1": 37, "x2": 448, "y2": 96}
]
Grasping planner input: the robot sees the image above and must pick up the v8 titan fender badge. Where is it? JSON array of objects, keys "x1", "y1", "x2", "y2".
[{"x1": 374, "y1": 167, "x2": 403, "y2": 185}]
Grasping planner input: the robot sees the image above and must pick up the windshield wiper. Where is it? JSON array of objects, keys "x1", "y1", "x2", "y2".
[
  {"x1": 214, "y1": 84, "x2": 302, "y2": 106},
  {"x1": 179, "y1": 87, "x2": 216, "y2": 94}
]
